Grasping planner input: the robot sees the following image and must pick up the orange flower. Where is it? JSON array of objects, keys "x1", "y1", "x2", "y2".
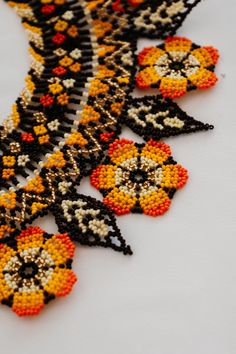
[
  {"x1": 2, "y1": 156, "x2": 16, "y2": 167},
  {"x1": 93, "y1": 20, "x2": 112, "y2": 38},
  {"x1": 0, "y1": 227, "x2": 77, "y2": 316},
  {"x1": 67, "y1": 25, "x2": 78, "y2": 38},
  {"x1": 38, "y1": 134, "x2": 50, "y2": 144},
  {"x1": 54, "y1": 20, "x2": 68, "y2": 32},
  {"x1": 69, "y1": 62, "x2": 81, "y2": 73},
  {"x1": 136, "y1": 37, "x2": 219, "y2": 99},
  {"x1": 2, "y1": 168, "x2": 15, "y2": 180},
  {"x1": 91, "y1": 139, "x2": 188, "y2": 216},
  {"x1": 48, "y1": 82, "x2": 63, "y2": 94},
  {"x1": 33, "y1": 125, "x2": 47, "y2": 136},
  {"x1": 57, "y1": 93, "x2": 69, "y2": 105},
  {"x1": 59, "y1": 56, "x2": 74, "y2": 67}
]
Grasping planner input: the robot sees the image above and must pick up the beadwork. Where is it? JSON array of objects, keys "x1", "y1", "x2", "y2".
[
  {"x1": 91, "y1": 139, "x2": 188, "y2": 216},
  {"x1": 123, "y1": 95, "x2": 214, "y2": 141},
  {"x1": 136, "y1": 37, "x2": 219, "y2": 98},
  {"x1": 0, "y1": 0, "x2": 219, "y2": 316},
  {"x1": 52, "y1": 193, "x2": 133, "y2": 254},
  {"x1": 0, "y1": 227, "x2": 76, "y2": 316}
]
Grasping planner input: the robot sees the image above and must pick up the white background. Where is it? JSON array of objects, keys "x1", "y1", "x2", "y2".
[{"x1": 0, "y1": 0, "x2": 235, "y2": 353}]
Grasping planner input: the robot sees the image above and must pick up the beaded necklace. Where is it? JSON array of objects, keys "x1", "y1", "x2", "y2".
[{"x1": 0, "y1": 0, "x2": 219, "y2": 317}]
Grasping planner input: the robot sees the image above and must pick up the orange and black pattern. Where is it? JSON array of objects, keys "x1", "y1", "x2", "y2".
[{"x1": 0, "y1": 0, "x2": 218, "y2": 316}]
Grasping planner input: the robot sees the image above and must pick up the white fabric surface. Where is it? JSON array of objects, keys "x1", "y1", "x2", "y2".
[{"x1": 0, "y1": 1, "x2": 235, "y2": 353}]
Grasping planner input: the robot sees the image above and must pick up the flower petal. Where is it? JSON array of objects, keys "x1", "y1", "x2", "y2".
[
  {"x1": 140, "y1": 189, "x2": 171, "y2": 217},
  {"x1": 0, "y1": 244, "x2": 16, "y2": 302},
  {"x1": 188, "y1": 67, "x2": 218, "y2": 89},
  {"x1": 12, "y1": 290, "x2": 45, "y2": 316},
  {"x1": 0, "y1": 244, "x2": 16, "y2": 271},
  {"x1": 191, "y1": 47, "x2": 219, "y2": 67},
  {"x1": 44, "y1": 233, "x2": 75, "y2": 266},
  {"x1": 90, "y1": 165, "x2": 116, "y2": 190},
  {"x1": 108, "y1": 139, "x2": 139, "y2": 165},
  {"x1": 159, "y1": 77, "x2": 187, "y2": 98},
  {"x1": 44, "y1": 268, "x2": 77, "y2": 297},
  {"x1": 138, "y1": 47, "x2": 165, "y2": 66},
  {"x1": 16, "y1": 226, "x2": 44, "y2": 252},
  {"x1": 103, "y1": 188, "x2": 136, "y2": 215},
  {"x1": 141, "y1": 140, "x2": 171, "y2": 164},
  {"x1": 203, "y1": 46, "x2": 219, "y2": 65},
  {"x1": 0, "y1": 273, "x2": 14, "y2": 303},
  {"x1": 161, "y1": 165, "x2": 188, "y2": 189},
  {"x1": 136, "y1": 67, "x2": 161, "y2": 89},
  {"x1": 165, "y1": 37, "x2": 192, "y2": 53}
]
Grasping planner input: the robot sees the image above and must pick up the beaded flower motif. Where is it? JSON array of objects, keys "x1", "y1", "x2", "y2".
[
  {"x1": 0, "y1": 227, "x2": 77, "y2": 316},
  {"x1": 136, "y1": 37, "x2": 219, "y2": 98},
  {"x1": 91, "y1": 139, "x2": 188, "y2": 216}
]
